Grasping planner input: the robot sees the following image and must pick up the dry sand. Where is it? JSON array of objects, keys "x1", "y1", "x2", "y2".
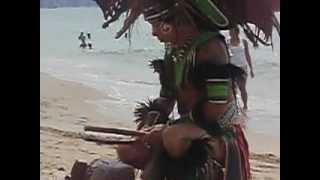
[{"x1": 40, "y1": 73, "x2": 280, "y2": 180}]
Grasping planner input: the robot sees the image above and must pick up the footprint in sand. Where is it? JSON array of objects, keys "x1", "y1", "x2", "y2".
[
  {"x1": 80, "y1": 116, "x2": 88, "y2": 119},
  {"x1": 40, "y1": 109, "x2": 47, "y2": 114},
  {"x1": 80, "y1": 116, "x2": 88, "y2": 122},
  {"x1": 79, "y1": 148, "x2": 98, "y2": 155},
  {"x1": 263, "y1": 177, "x2": 275, "y2": 180},
  {"x1": 74, "y1": 116, "x2": 88, "y2": 125},
  {"x1": 57, "y1": 105, "x2": 69, "y2": 110},
  {"x1": 251, "y1": 168, "x2": 264, "y2": 173},
  {"x1": 57, "y1": 167, "x2": 65, "y2": 171},
  {"x1": 54, "y1": 140, "x2": 63, "y2": 145},
  {"x1": 51, "y1": 146, "x2": 60, "y2": 150},
  {"x1": 251, "y1": 153, "x2": 280, "y2": 164},
  {"x1": 256, "y1": 163, "x2": 279, "y2": 170},
  {"x1": 52, "y1": 97, "x2": 62, "y2": 102},
  {"x1": 40, "y1": 100, "x2": 52, "y2": 108},
  {"x1": 59, "y1": 113, "x2": 73, "y2": 117},
  {"x1": 41, "y1": 115, "x2": 52, "y2": 120}
]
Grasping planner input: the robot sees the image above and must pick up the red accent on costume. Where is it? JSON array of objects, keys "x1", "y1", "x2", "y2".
[{"x1": 233, "y1": 124, "x2": 251, "y2": 180}]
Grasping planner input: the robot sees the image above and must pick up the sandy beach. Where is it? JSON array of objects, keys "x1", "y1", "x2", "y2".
[{"x1": 40, "y1": 73, "x2": 280, "y2": 180}]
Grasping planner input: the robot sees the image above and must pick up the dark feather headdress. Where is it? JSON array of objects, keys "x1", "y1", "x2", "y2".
[
  {"x1": 93, "y1": 0, "x2": 143, "y2": 38},
  {"x1": 93, "y1": 0, "x2": 280, "y2": 46}
]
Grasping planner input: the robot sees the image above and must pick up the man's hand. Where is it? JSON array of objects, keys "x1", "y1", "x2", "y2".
[{"x1": 142, "y1": 124, "x2": 166, "y2": 149}]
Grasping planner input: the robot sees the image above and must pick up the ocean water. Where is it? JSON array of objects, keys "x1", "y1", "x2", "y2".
[{"x1": 40, "y1": 7, "x2": 280, "y2": 137}]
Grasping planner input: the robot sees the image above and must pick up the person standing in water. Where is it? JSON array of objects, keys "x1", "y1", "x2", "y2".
[
  {"x1": 78, "y1": 32, "x2": 87, "y2": 49},
  {"x1": 87, "y1": 32, "x2": 93, "y2": 49},
  {"x1": 228, "y1": 26, "x2": 255, "y2": 111}
]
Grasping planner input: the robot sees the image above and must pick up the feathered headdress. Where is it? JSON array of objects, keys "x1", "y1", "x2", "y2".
[
  {"x1": 93, "y1": 0, "x2": 280, "y2": 46},
  {"x1": 93, "y1": 0, "x2": 143, "y2": 38}
]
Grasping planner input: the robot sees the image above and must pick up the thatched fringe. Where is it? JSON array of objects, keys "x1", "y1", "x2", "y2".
[{"x1": 134, "y1": 98, "x2": 170, "y2": 130}]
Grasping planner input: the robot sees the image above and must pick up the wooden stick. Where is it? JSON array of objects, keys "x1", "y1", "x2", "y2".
[
  {"x1": 84, "y1": 125, "x2": 146, "y2": 137},
  {"x1": 81, "y1": 133, "x2": 138, "y2": 145}
]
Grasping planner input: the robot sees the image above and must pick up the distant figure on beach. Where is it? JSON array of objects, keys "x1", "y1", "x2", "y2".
[
  {"x1": 87, "y1": 32, "x2": 93, "y2": 49},
  {"x1": 228, "y1": 26, "x2": 255, "y2": 111},
  {"x1": 78, "y1": 32, "x2": 87, "y2": 49}
]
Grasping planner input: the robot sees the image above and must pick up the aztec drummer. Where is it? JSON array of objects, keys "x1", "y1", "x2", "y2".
[
  {"x1": 116, "y1": 0, "x2": 252, "y2": 179},
  {"x1": 66, "y1": 0, "x2": 280, "y2": 180}
]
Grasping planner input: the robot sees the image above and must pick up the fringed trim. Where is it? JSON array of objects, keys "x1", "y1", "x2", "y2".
[
  {"x1": 134, "y1": 98, "x2": 170, "y2": 130},
  {"x1": 239, "y1": 13, "x2": 280, "y2": 48},
  {"x1": 94, "y1": 0, "x2": 142, "y2": 39},
  {"x1": 241, "y1": 23, "x2": 271, "y2": 47}
]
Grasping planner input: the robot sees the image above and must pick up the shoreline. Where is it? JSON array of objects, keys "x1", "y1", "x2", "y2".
[
  {"x1": 40, "y1": 72, "x2": 280, "y2": 179},
  {"x1": 40, "y1": 72, "x2": 132, "y2": 132}
]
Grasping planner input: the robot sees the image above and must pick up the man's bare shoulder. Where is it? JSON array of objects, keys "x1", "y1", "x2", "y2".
[{"x1": 196, "y1": 37, "x2": 229, "y2": 65}]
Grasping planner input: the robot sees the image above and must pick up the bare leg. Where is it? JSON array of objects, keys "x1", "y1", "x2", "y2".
[{"x1": 237, "y1": 75, "x2": 248, "y2": 110}]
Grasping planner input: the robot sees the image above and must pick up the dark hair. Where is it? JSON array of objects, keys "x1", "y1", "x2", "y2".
[{"x1": 144, "y1": 0, "x2": 220, "y2": 32}]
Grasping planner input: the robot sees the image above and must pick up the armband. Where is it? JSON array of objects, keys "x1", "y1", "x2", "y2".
[{"x1": 205, "y1": 78, "x2": 229, "y2": 104}]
